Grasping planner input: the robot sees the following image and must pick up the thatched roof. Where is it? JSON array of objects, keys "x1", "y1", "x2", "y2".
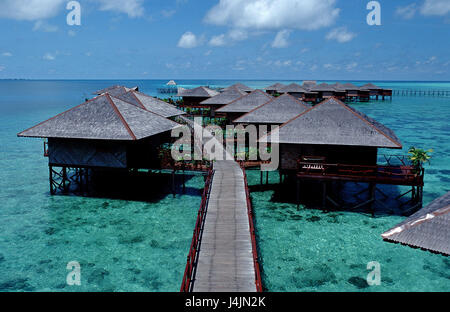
[
  {"x1": 278, "y1": 83, "x2": 307, "y2": 94},
  {"x1": 302, "y1": 81, "x2": 317, "y2": 90},
  {"x1": 177, "y1": 86, "x2": 219, "y2": 98},
  {"x1": 382, "y1": 191, "x2": 450, "y2": 256},
  {"x1": 115, "y1": 91, "x2": 185, "y2": 118},
  {"x1": 360, "y1": 83, "x2": 383, "y2": 90},
  {"x1": 166, "y1": 80, "x2": 177, "y2": 86},
  {"x1": 200, "y1": 87, "x2": 247, "y2": 106},
  {"x1": 341, "y1": 82, "x2": 360, "y2": 90},
  {"x1": 310, "y1": 83, "x2": 336, "y2": 92},
  {"x1": 18, "y1": 94, "x2": 180, "y2": 141},
  {"x1": 262, "y1": 97, "x2": 402, "y2": 148},
  {"x1": 93, "y1": 85, "x2": 138, "y2": 96},
  {"x1": 331, "y1": 82, "x2": 347, "y2": 91},
  {"x1": 224, "y1": 83, "x2": 254, "y2": 93},
  {"x1": 234, "y1": 94, "x2": 309, "y2": 124},
  {"x1": 215, "y1": 90, "x2": 273, "y2": 113},
  {"x1": 265, "y1": 83, "x2": 286, "y2": 91}
]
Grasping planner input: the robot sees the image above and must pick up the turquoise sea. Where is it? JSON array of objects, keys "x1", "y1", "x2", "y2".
[{"x1": 0, "y1": 80, "x2": 449, "y2": 292}]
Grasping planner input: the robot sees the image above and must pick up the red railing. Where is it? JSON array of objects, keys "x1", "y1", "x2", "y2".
[
  {"x1": 241, "y1": 166, "x2": 263, "y2": 292},
  {"x1": 297, "y1": 159, "x2": 424, "y2": 186},
  {"x1": 180, "y1": 169, "x2": 214, "y2": 292}
]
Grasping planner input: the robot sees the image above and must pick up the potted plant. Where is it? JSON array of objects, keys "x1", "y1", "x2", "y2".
[{"x1": 408, "y1": 147, "x2": 432, "y2": 174}]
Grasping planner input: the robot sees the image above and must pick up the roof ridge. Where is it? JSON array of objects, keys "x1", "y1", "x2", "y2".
[{"x1": 105, "y1": 94, "x2": 137, "y2": 140}]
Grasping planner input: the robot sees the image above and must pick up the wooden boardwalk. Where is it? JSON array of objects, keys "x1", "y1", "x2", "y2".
[{"x1": 192, "y1": 160, "x2": 257, "y2": 292}]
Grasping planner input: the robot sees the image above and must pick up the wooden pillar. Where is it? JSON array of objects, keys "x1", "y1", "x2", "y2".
[
  {"x1": 62, "y1": 167, "x2": 68, "y2": 193},
  {"x1": 182, "y1": 169, "x2": 186, "y2": 193},
  {"x1": 172, "y1": 170, "x2": 176, "y2": 197},
  {"x1": 296, "y1": 178, "x2": 300, "y2": 209},
  {"x1": 266, "y1": 171, "x2": 269, "y2": 185},
  {"x1": 260, "y1": 170, "x2": 263, "y2": 187},
  {"x1": 49, "y1": 165, "x2": 55, "y2": 195},
  {"x1": 369, "y1": 183, "x2": 376, "y2": 217},
  {"x1": 322, "y1": 181, "x2": 327, "y2": 212}
]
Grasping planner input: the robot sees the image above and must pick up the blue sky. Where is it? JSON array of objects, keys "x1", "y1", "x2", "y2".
[{"x1": 0, "y1": 0, "x2": 449, "y2": 80}]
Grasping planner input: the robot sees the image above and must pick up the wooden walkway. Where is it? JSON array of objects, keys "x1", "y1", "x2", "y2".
[{"x1": 192, "y1": 160, "x2": 257, "y2": 292}]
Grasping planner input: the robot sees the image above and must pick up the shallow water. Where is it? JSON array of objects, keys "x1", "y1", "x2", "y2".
[{"x1": 0, "y1": 80, "x2": 449, "y2": 291}]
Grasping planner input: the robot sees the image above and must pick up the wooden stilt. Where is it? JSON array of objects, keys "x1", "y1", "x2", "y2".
[
  {"x1": 49, "y1": 165, "x2": 55, "y2": 195},
  {"x1": 62, "y1": 167, "x2": 68, "y2": 193},
  {"x1": 322, "y1": 182, "x2": 327, "y2": 212},
  {"x1": 266, "y1": 171, "x2": 269, "y2": 185},
  {"x1": 296, "y1": 178, "x2": 300, "y2": 209},
  {"x1": 172, "y1": 170, "x2": 176, "y2": 197},
  {"x1": 369, "y1": 182, "x2": 376, "y2": 217}
]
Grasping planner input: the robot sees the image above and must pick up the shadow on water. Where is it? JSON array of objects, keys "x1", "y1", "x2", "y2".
[
  {"x1": 55, "y1": 170, "x2": 205, "y2": 203},
  {"x1": 249, "y1": 172, "x2": 421, "y2": 217}
]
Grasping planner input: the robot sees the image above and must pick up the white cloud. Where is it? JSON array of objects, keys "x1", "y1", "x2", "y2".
[
  {"x1": 421, "y1": 0, "x2": 450, "y2": 16},
  {"x1": 228, "y1": 29, "x2": 248, "y2": 41},
  {"x1": 2, "y1": 52, "x2": 13, "y2": 57},
  {"x1": 396, "y1": 3, "x2": 417, "y2": 20},
  {"x1": 209, "y1": 34, "x2": 227, "y2": 47},
  {"x1": 161, "y1": 9, "x2": 176, "y2": 18},
  {"x1": 0, "y1": 0, "x2": 64, "y2": 21},
  {"x1": 325, "y1": 27, "x2": 356, "y2": 43},
  {"x1": 97, "y1": 0, "x2": 145, "y2": 18},
  {"x1": 271, "y1": 29, "x2": 291, "y2": 48},
  {"x1": 0, "y1": 66, "x2": 5, "y2": 72},
  {"x1": 43, "y1": 53, "x2": 56, "y2": 61},
  {"x1": 205, "y1": 0, "x2": 340, "y2": 31},
  {"x1": 33, "y1": 20, "x2": 58, "y2": 32},
  {"x1": 345, "y1": 62, "x2": 358, "y2": 71},
  {"x1": 177, "y1": 32, "x2": 202, "y2": 48},
  {"x1": 68, "y1": 30, "x2": 76, "y2": 37}
]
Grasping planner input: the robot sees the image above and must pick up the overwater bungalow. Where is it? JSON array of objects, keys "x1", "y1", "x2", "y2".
[
  {"x1": 215, "y1": 89, "x2": 273, "y2": 122},
  {"x1": 278, "y1": 83, "x2": 307, "y2": 99},
  {"x1": 17, "y1": 93, "x2": 182, "y2": 194},
  {"x1": 223, "y1": 82, "x2": 254, "y2": 94},
  {"x1": 199, "y1": 86, "x2": 247, "y2": 117},
  {"x1": 233, "y1": 93, "x2": 309, "y2": 137},
  {"x1": 361, "y1": 83, "x2": 392, "y2": 100},
  {"x1": 342, "y1": 82, "x2": 362, "y2": 101},
  {"x1": 262, "y1": 97, "x2": 424, "y2": 212},
  {"x1": 177, "y1": 86, "x2": 219, "y2": 107},
  {"x1": 309, "y1": 83, "x2": 336, "y2": 99},
  {"x1": 382, "y1": 191, "x2": 450, "y2": 256},
  {"x1": 265, "y1": 83, "x2": 286, "y2": 95}
]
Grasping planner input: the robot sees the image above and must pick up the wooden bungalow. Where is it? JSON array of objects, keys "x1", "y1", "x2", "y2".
[
  {"x1": 278, "y1": 83, "x2": 307, "y2": 99},
  {"x1": 265, "y1": 83, "x2": 286, "y2": 95},
  {"x1": 309, "y1": 83, "x2": 336, "y2": 99},
  {"x1": 341, "y1": 82, "x2": 361, "y2": 101},
  {"x1": 199, "y1": 86, "x2": 247, "y2": 117},
  {"x1": 223, "y1": 83, "x2": 254, "y2": 94},
  {"x1": 361, "y1": 83, "x2": 392, "y2": 100},
  {"x1": 382, "y1": 191, "x2": 450, "y2": 256},
  {"x1": 18, "y1": 93, "x2": 181, "y2": 194},
  {"x1": 330, "y1": 83, "x2": 348, "y2": 101},
  {"x1": 215, "y1": 90, "x2": 273, "y2": 122},
  {"x1": 233, "y1": 93, "x2": 309, "y2": 137},
  {"x1": 261, "y1": 97, "x2": 424, "y2": 211},
  {"x1": 177, "y1": 86, "x2": 219, "y2": 107}
]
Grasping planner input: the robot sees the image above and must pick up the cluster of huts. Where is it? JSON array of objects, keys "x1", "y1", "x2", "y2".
[
  {"x1": 17, "y1": 82, "x2": 448, "y2": 257},
  {"x1": 177, "y1": 81, "x2": 391, "y2": 113}
]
